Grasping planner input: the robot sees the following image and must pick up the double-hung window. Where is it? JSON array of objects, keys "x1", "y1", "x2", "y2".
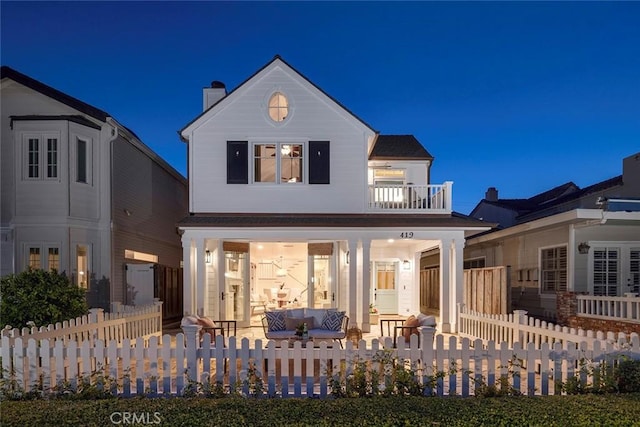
[
  {"x1": 26, "y1": 245, "x2": 60, "y2": 271},
  {"x1": 253, "y1": 143, "x2": 303, "y2": 183},
  {"x1": 540, "y1": 246, "x2": 567, "y2": 293},
  {"x1": 24, "y1": 134, "x2": 59, "y2": 180}
]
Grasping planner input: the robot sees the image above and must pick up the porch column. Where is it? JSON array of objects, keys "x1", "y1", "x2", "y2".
[
  {"x1": 195, "y1": 237, "x2": 206, "y2": 317},
  {"x1": 439, "y1": 238, "x2": 452, "y2": 333},
  {"x1": 449, "y1": 238, "x2": 464, "y2": 333},
  {"x1": 182, "y1": 235, "x2": 195, "y2": 316},
  {"x1": 361, "y1": 239, "x2": 372, "y2": 332},
  {"x1": 348, "y1": 239, "x2": 358, "y2": 327},
  {"x1": 216, "y1": 240, "x2": 225, "y2": 319}
]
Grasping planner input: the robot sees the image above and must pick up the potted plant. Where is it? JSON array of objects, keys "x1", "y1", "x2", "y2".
[{"x1": 369, "y1": 303, "x2": 379, "y2": 325}]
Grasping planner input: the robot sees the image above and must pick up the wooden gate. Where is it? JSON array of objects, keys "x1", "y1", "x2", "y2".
[
  {"x1": 154, "y1": 265, "x2": 183, "y2": 323},
  {"x1": 463, "y1": 266, "x2": 511, "y2": 314},
  {"x1": 420, "y1": 268, "x2": 440, "y2": 315}
]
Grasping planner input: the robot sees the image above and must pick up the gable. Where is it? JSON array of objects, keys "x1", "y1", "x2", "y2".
[
  {"x1": 180, "y1": 56, "x2": 377, "y2": 139},
  {"x1": 1, "y1": 66, "x2": 108, "y2": 122}
]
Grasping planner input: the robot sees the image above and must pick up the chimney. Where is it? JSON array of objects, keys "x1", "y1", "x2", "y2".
[
  {"x1": 485, "y1": 187, "x2": 498, "y2": 202},
  {"x1": 202, "y1": 81, "x2": 227, "y2": 111},
  {"x1": 622, "y1": 152, "x2": 640, "y2": 193}
]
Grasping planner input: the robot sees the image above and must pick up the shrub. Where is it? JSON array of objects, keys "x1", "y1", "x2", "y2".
[
  {"x1": 0, "y1": 269, "x2": 88, "y2": 329},
  {"x1": 615, "y1": 359, "x2": 640, "y2": 393}
]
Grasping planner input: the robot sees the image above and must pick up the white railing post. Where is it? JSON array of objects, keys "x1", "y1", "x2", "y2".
[
  {"x1": 110, "y1": 301, "x2": 123, "y2": 313},
  {"x1": 89, "y1": 308, "x2": 105, "y2": 342},
  {"x1": 182, "y1": 324, "x2": 200, "y2": 383},
  {"x1": 625, "y1": 293, "x2": 638, "y2": 321},
  {"x1": 154, "y1": 298, "x2": 163, "y2": 334},
  {"x1": 513, "y1": 310, "x2": 528, "y2": 344},
  {"x1": 457, "y1": 303, "x2": 465, "y2": 334},
  {"x1": 444, "y1": 181, "x2": 453, "y2": 212}
]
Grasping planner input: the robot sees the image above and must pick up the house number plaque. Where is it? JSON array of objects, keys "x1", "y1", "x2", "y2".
[{"x1": 400, "y1": 232, "x2": 414, "y2": 238}]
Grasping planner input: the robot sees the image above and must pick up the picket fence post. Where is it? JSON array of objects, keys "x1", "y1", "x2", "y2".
[
  {"x1": 89, "y1": 308, "x2": 105, "y2": 343},
  {"x1": 513, "y1": 310, "x2": 527, "y2": 344},
  {"x1": 182, "y1": 324, "x2": 200, "y2": 383}
]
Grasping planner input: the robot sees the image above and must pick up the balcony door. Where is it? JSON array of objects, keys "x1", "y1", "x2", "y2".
[{"x1": 372, "y1": 168, "x2": 406, "y2": 205}]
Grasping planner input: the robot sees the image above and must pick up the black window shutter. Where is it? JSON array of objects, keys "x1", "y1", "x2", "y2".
[
  {"x1": 308, "y1": 141, "x2": 330, "y2": 184},
  {"x1": 227, "y1": 141, "x2": 248, "y2": 184}
]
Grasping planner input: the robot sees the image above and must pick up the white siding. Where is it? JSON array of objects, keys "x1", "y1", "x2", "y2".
[{"x1": 189, "y1": 65, "x2": 374, "y2": 214}]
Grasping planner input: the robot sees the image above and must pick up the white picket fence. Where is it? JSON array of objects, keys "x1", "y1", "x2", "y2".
[
  {"x1": 456, "y1": 304, "x2": 635, "y2": 350},
  {"x1": 0, "y1": 301, "x2": 162, "y2": 349},
  {"x1": 2, "y1": 324, "x2": 638, "y2": 398},
  {"x1": 576, "y1": 293, "x2": 640, "y2": 323}
]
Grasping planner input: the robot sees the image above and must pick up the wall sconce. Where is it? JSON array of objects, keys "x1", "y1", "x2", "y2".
[
  {"x1": 402, "y1": 259, "x2": 411, "y2": 270},
  {"x1": 205, "y1": 249, "x2": 211, "y2": 264},
  {"x1": 578, "y1": 242, "x2": 590, "y2": 255},
  {"x1": 345, "y1": 251, "x2": 350, "y2": 265}
]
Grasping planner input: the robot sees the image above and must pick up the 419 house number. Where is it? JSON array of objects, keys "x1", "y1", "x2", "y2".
[{"x1": 400, "y1": 232, "x2": 414, "y2": 238}]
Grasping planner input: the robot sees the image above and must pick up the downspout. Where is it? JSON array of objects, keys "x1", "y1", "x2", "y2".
[{"x1": 105, "y1": 118, "x2": 120, "y2": 305}]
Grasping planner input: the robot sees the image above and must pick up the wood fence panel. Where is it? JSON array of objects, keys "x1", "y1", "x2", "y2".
[
  {"x1": 419, "y1": 268, "x2": 439, "y2": 314},
  {"x1": 463, "y1": 267, "x2": 510, "y2": 315}
]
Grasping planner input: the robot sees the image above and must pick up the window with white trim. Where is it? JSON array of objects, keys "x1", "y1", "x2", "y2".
[
  {"x1": 631, "y1": 248, "x2": 640, "y2": 294},
  {"x1": 593, "y1": 247, "x2": 619, "y2": 296},
  {"x1": 48, "y1": 247, "x2": 60, "y2": 272},
  {"x1": 76, "y1": 138, "x2": 88, "y2": 183},
  {"x1": 268, "y1": 92, "x2": 288, "y2": 122},
  {"x1": 540, "y1": 246, "x2": 567, "y2": 293},
  {"x1": 253, "y1": 143, "x2": 303, "y2": 183},
  {"x1": 23, "y1": 134, "x2": 59, "y2": 180},
  {"x1": 26, "y1": 245, "x2": 60, "y2": 271},
  {"x1": 28, "y1": 247, "x2": 41, "y2": 269},
  {"x1": 76, "y1": 244, "x2": 89, "y2": 289}
]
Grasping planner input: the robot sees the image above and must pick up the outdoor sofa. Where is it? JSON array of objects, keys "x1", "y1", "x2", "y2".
[{"x1": 261, "y1": 307, "x2": 349, "y2": 348}]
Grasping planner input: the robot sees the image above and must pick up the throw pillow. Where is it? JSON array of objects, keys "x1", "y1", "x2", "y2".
[
  {"x1": 402, "y1": 315, "x2": 420, "y2": 343},
  {"x1": 265, "y1": 310, "x2": 286, "y2": 332},
  {"x1": 321, "y1": 310, "x2": 345, "y2": 331},
  {"x1": 197, "y1": 316, "x2": 217, "y2": 341}
]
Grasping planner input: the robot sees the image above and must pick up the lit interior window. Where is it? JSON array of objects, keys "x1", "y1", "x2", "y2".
[{"x1": 268, "y1": 92, "x2": 288, "y2": 122}]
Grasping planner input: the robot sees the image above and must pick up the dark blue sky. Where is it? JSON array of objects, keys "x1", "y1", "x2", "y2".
[{"x1": 2, "y1": 1, "x2": 638, "y2": 214}]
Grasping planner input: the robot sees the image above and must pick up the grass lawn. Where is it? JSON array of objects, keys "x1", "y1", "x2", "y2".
[{"x1": 2, "y1": 394, "x2": 640, "y2": 426}]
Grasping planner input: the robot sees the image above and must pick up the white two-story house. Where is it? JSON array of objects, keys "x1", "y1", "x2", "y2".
[
  {"x1": 178, "y1": 56, "x2": 489, "y2": 332},
  {"x1": 1, "y1": 66, "x2": 188, "y2": 319}
]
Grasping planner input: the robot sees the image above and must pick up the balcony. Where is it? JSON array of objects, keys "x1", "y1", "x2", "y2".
[{"x1": 367, "y1": 182, "x2": 452, "y2": 213}]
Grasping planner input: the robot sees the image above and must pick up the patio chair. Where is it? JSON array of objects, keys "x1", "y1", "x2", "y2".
[{"x1": 380, "y1": 314, "x2": 435, "y2": 348}]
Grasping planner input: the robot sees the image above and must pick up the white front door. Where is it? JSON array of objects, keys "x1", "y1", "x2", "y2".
[
  {"x1": 373, "y1": 261, "x2": 398, "y2": 314},
  {"x1": 125, "y1": 263, "x2": 155, "y2": 305}
]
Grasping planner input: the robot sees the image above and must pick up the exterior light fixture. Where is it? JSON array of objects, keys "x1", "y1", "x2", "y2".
[
  {"x1": 205, "y1": 249, "x2": 212, "y2": 264},
  {"x1": 577, "y1": 242, "x2": 590, "y2": 255},
  {"x1": 402, "y1": 260, "x2": 411, "y2": 270}
]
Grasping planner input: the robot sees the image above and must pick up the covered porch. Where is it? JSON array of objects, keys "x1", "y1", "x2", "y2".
[{"x1": 179, "y1": 213, "x2": 490, "y2": 334}]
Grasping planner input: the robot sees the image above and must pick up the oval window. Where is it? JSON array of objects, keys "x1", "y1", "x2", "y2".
[{"x1": 268, "y1": 92, "x2": 288, "y2": 122}]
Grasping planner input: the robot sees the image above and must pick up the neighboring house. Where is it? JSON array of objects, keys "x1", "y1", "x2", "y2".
[
  {"x1": 0, "y1": 66, "x2": 188, "y2": 316},
  {"x1": 178, "y1": 56, "x2": 489, "y2": 333},
  {"x1": 466, "y1": 152, "x2": 640, "y2": 320}
]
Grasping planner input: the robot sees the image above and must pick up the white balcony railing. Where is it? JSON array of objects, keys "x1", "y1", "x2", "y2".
[
  {"x1": 367, "y1": 181, "x2": 452, "y2": 213},
  {"x1": 576, "y1": 293, "x2": 640, "y2": 323}
]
